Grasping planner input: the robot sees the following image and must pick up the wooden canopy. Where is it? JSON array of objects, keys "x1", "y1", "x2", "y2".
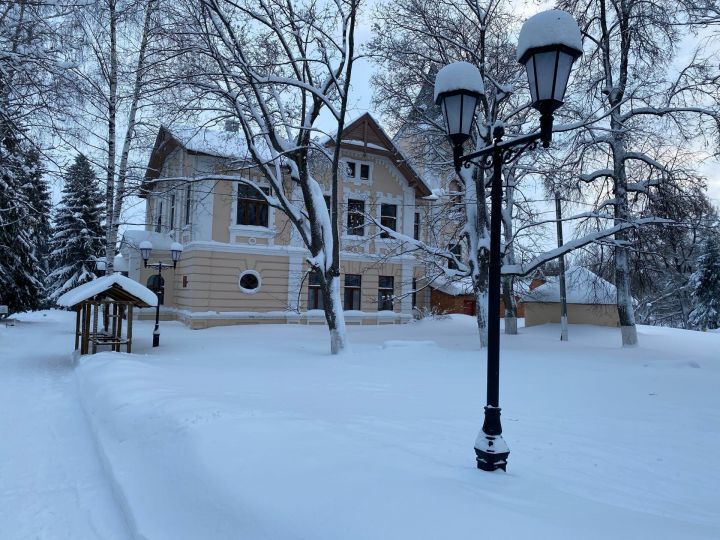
[{"x1": 57, "y1": 275, "x2": 158, "y2": 355}]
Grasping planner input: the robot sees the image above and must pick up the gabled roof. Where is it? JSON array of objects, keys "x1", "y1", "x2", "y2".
[
  {"x1": 325, "y1": 113, "x2": 432, "y2": 197},
  {"x1": 522, "y1": 267, "x2": 617, "y2": 305},
  {"x1": 56, "y1": 275, "x2": 157, "y2": 308},
  {"x1": 142, "y1": 125, "x2": 254, "y2": 194}
]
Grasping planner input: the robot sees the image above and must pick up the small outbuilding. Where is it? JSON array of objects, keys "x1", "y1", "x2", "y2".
[
  {"x1": 57, "y1": 274, "x2": 158, "y2": 355},
  {"x1": 522, "y1": 266, "x2": 619, "y2": 327}
]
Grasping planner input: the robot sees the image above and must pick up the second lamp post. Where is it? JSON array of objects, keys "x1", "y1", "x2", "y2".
[
  {"x1": 433, "y1": 10, "x2": 583, "y2": 471},
  {"x1": 140, "y1": 240, "x2": 183, "y2": 347}
]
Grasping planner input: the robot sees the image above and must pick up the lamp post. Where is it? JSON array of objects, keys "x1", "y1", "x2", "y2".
[
  {"x1": 434, "y1": 10, "x2": 582, "y2": 472},
  {"x1": 140, "y1": 240, "x2": 183, "y2": 347}
]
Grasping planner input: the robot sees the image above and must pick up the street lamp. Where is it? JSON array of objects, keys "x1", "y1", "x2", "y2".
[
  {"x1": 434, "y1": 9, "x2": 582, "y2": 472},
  {"x1": 140, "y1": 240, "x2": 183, "y2": 347}
]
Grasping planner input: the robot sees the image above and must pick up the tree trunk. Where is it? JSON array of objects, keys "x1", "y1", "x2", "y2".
[
  {"x1": 502, "y1": 276, "x2": 517, "y2": 335},
  {"x1": 464, "y1": 165, "x2": 489, "y2": 348},
  {"x1": 107, "y1": 0, "x2": 156, "y2": 270},
  {"x1": 321, "y1": 273, "x2": 347, "y2": 354},
  {"x1": 104, "y1": 0, "x2": 118, "y2": 272}
]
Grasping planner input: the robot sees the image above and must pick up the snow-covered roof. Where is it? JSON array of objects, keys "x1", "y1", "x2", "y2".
[
  {"x1": 95, "y1": 254, "x2": 129, "y2": 273},
  {"x1": 516, "y1": 10, "x2": 583, "y2": 62},
  {"x1": 56, "y1": 274, "x2": 158, "y2": 308},
  {"x1": 522, "y1": 267, "x2": 616, "y2": 305},
  {"x1": 434, "y1": 62, "x2": 485, "y2": 102},
  {"x1": 166, "y1": 125, "x2": 253, "y2": 160},
  {"x1": 122, "y1": 230, "x2": 176, "y2": 251},
  {"x1": 430, "y1": 275, "x2": 473, "y2": 296}
]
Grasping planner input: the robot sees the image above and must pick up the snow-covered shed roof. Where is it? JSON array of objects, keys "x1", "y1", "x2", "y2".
[
  {"x1": 429, "y1": 275, "x2": 473, "y2": 297},
  {"x1": 122, "y1": 230, "x2": 176, "y2": 251},
  {"x1": 56, "y1": 274, "x2": 157, "y2": 308},
  {"x1": 522, "y1": 267, "x2": 616, "y2": 305}
]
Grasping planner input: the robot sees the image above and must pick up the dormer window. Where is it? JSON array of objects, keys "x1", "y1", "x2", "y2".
[{"x1": 237, "y1": 184, "x2": 270, "y2": 227}]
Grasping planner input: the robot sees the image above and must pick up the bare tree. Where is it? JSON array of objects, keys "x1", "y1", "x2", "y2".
[{"x1": 558, "y1": 0, "x2": 720, "y2": 345}]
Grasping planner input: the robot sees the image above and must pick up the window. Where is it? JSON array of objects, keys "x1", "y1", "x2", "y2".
[
  {"x1": 378, "y1": 276, "x2": 394, "y2": 311},
  {"x1": 346, "y1": 161, "x2": 370, "y2": 180},
  {"x1": 307, "y1": 270, "x2": 324, "y2": 310},
  {"x1": 170, "y1": 194, "x2": 176, "y2": 229},
  {"x1": 360, "y1": 164, "x2": 370, "y2": 179},
  {"x1": 237, "y1": 184, "x2": 270, "y2": 227},
  {"x1": 185, "y1": 185, "x2": 192, "y2": 225},
  {"x1": 344, "y1": 274, "x2": 361, "y2": 310},
  {"x1": 238, "y1": 270, "x2": 261, "y2": 293},
  {"x1": 324, "y1": 195, "x2": 331, "y2": 211},
  {"x1": 412, "y1": 278, "x2": 417, "y2": 308},
  {"x1": 155, "y1": 201, "x2": 163, "y2": 232},
  {"x1": 380, "y1": 204, "x2": 397, "y2": 238},
  {"x1": 448, "y1": 243, "x2": 462, "y2": 270},
  {"x1": 414, "y1": 212, "x2": 421, "y2": 240},
  {"x1": 347, "y1": 199, "x2": 365, "y2": 236}
]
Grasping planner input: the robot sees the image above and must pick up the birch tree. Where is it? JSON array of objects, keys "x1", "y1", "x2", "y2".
[
  {"x1": 64, "y1": 0, "x2": 161, "y2": 272},
  {"x1": 163, "y1": 0, "x2": 359, "y2": 354}
]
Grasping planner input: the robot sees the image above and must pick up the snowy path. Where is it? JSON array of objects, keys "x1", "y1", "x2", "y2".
[{"x1": 0, "y1": 312, "x2": 130, "y2": 540}]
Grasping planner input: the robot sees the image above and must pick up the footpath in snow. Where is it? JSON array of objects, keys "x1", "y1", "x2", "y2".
[
  {"x1": 0, "y1": 311, "x2": 130, "y2": 540},
  {"x1": 72, "y1": 313, "x2": 720, "y2": 540}
]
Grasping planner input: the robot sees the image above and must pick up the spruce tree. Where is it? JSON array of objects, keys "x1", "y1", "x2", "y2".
[
  {"x1": 22, "y1": 148, "x2": 53, "y2": 308},
  {"x1": 689, "y1": 236, "x2": 720, "y2": 331},
  {"x1": 48, "y1": 154, "x2": 106, "y2": 301},
  {"x1": 0, "y1": 127, "x2": 43, "y2": 312}
]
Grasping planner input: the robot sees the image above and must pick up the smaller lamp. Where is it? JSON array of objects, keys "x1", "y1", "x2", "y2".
[
  {"x1": 170, "y1": 242, "x2": 183, "y2": 269},
  {"x1": 139, "y1": 240, "x2": 153, "y2": 267},
  {"x1": 434, "y1": 61, "x2": 485, "y2": 147}
]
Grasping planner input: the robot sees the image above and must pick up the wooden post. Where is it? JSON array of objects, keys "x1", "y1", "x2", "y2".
[
  {"x1": 127, "y1": 303, "x2": 133, "y2": 353},
  {"x1": 82, "y1": 302, "x2": 91, "y2": 354},
  {"x1": 75, "y1": 307, "x2": 81, "y2": 350},
  {"x1": 116, "y1": 303, "x2": 124, "y2": 352},
  {"x1": 111, "y1": 302, "x2": 118, "y2": 351},
  {"x1": 92, "y1": 302, "x2": 99, "y2": 354}
]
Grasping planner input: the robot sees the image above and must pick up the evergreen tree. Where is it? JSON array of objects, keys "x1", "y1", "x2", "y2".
[
  {"x1": 689, "y1": 236, "x2": 720, "y2": 331},
  {"x1": 0, "y1": 126, "x2": 44, "y2": 312},
  {"x1": 48, "y1": 154, "x2": 105, "y2": 301},
  {"x1": 22, "y1": 148, "x2": 53, "y2": 308}
]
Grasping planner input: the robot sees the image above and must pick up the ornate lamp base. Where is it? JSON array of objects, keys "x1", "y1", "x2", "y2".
[{"x1": 474, "y1": 406, "x2": 510, "y2": 471}]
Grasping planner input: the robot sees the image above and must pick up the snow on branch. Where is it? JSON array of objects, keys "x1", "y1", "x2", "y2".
[{"x1": 502, "y1": 217, "x2": 673, "y2": 277}]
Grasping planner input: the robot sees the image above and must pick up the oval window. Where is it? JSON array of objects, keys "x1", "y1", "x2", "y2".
[{"x1": 238, "y1": 270, "x2": 261, "y2": 294}]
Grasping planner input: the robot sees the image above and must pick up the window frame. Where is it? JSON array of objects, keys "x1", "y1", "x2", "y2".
[
  {"x1": 343, "y1": 274, "x2": 362, "y2": 311},
  {"x1": 307, "y1": 270, "x2": 324, "y2": 310},
  {"x1": 378, "y1": 275, "x2": 394, "y2": 311},
  {"x1": 236, "y1": 184, "x2": 271, "y2": 227},
  {"x1": 346, "y1": 199, "x2": 365, "y2": 236},
  {"x1": 380, "y1": 203, "x2": 398, "y2": 239}
]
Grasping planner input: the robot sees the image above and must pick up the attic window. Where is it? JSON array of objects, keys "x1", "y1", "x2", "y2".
[{"x1": 360, "y1": 164, "x2": 370, "y2": 179}]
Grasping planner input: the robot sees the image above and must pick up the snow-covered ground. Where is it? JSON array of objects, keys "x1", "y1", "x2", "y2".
[
  {"x1": 0, "y1": 311, "x2": 129, "y2": 539},
  {"x1": 3, "y1": 311, "x2": 720, "y2": 539}
]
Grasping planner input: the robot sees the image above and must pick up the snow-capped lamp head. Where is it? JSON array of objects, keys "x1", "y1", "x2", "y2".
[
  {"x1": 434, "y1": 62, "x2": 485, "y2": 169},
  {"x1": 139, "y1": 240, "x2": 152, "y2": 267},
  {"x1": 516, "y1": 10, "x2": 582, "y2": 147},
  {"x1": 170, "y1": 242, "x2": 183, "y2": 269}
]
